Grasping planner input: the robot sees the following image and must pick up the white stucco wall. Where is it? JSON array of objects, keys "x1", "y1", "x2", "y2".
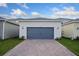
[
  {"x1": 63, "y1": 23, "x2": 75, "y2": 38},
  {"x1": 0, "y1": 22, "x2": 3, "y2": 39},
  {"x1": 19, "y1": 21, "x2": 61, "y2": 39},
  {"x1": 74, "y1": 23, "x2": 79, "y2": 38},
  {"x1": 4, "y1": 22, "x2": 19, "y2": 39},
  {"x1": 63, "y1": 22, "x2": 79, "y2": 39}
]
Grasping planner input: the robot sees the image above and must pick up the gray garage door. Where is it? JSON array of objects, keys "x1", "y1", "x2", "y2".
[{"x1": 27, "y1": 27, "x2": 54, "y2": 39}]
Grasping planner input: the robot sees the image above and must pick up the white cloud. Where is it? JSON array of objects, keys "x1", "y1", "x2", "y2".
[
  {"x1": 63, "y1": 6, "x2": 75, "y2": 11},
  {"x1": 0, "y1": 3, "x2": 7, "y2": 7},
  {"x1": 0, "y1": 14, "x2": 26, "y2": 19},
  {"x1": 11, "y1": 9, "x2": 28, "y2": 18},
  {"x1": 0, "y1": 14, "x2": 13, "y2": 19},
  {"x1": 31, "y1": 12, "x2": 51, "y2": 18},
  {"x1": 51, "y1": 6, "x2": 79, "y2": 19},
  {"x1": 18, "y1": 3, "x2": 29, "y2": 9},
  {"x1": 22, "y1": 4, "x2": 29, "y2": 9},
  {"x1": 52, "y1": 7, "x2": 60, "y2": 12},
  {"x1": 32, "y1": 12, "x2": 40, "y2": 16}
]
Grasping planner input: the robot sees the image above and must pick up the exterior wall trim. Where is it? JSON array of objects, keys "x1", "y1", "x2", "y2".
[{"x1": 19, "y1": 20, "x2": 61, "y2": 22}]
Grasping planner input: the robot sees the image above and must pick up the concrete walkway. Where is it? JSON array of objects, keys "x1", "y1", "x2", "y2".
[{"x1": 4, "y1": 40, "x2": 75, "y2": 56}]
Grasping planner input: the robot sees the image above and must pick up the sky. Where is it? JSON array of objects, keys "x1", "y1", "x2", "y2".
[{"x1": 0, "y1": 3, "x2": 79, "y2": 19}]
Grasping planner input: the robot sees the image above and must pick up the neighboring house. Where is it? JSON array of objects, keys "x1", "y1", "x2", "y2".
[
  {"x1": 18, "y1": 17, "x2": 62, "y2": 39},
  {"x1": 62, "y1": 20, "x2": 79, "y2": 39},
  {"x1": 0, "y1": 20, "x2": 19, "y2": 40},
  {"x1": 56, "y1": 18, "x2": 72, "y2": 24}
]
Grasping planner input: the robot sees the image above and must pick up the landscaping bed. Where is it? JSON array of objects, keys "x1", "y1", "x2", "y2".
[
  {"x1": 57, "y1": 37, "x2": 79, "y2": 56},
  {"x1": 0, "y1": 37, "x2": 24, "y2": 56}
]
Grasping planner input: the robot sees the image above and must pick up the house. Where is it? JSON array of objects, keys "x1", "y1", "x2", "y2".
[
  {"x1": 0, "y1": 20, "x2": 19, "y2": 40},
  {"x1": 62, "y1": 20, "x2": 79, "y2": 39},
  {"x1": 18, "y1": 17, "x2": 62, "y2": 39}
]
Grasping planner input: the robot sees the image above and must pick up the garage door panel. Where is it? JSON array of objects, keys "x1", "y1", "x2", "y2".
[{"x1": 27, "y1": 27, "x2": 54, "y2": 39}]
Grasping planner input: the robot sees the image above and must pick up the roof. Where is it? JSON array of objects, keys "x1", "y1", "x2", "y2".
[
  {"x1": 18, "y1": 17, "x2": 62, "y2": 22},
  {"x1": 20, "y1": 17, "x2": 54, "y2": 20},
  {"x1": 8, "y1": 17, "x2": 54, "y2": 20},
  {"x1": 63, "y1": 19, "x2": 79, "y2": 26},
  {"x1": 0, "y1": 17, "x2": 5, "y2": 19},
  {"x1": 0, "y1": 20, "x2": 19, "y2": 26}
]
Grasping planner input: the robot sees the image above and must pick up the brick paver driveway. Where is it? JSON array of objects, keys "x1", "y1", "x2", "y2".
[{"x1": 4, "y1": 40, "x2": 75, "y2": 56}]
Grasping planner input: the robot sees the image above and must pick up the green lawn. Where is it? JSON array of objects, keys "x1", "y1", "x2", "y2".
[
  {"x1": 57, "y1": 37, "x2": 79, "y2": 56},
  {"x1": 0, "y1": 37, "x2": 24, "y2": 56}
]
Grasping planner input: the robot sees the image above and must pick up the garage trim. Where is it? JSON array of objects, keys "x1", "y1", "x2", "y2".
[{"x1": 27, "y1": 27, "x2": 54, "y2": 39}]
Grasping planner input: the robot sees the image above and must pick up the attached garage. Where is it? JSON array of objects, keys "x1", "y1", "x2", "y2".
[{"x1": 19, "y1": 18, "x2": 61, "y2": 39}]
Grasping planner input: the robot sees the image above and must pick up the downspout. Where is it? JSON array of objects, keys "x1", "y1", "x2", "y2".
[{"x1": 2, "y1": 22, "x2": 5, "y2": 40}]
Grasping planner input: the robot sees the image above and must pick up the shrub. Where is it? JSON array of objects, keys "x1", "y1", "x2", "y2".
[
  {"x1": 62, "y1": 36, "x2": 71, "y2": 39},
  {"x1": 19, "y1": 36, "x2": 25, "y2": 40},
  {"x1": 55, "y1": 38, "x2": 59, "y2": 40},
  {"x1": 75, "y1": 36, "x2": 79, "y2": 40},
  {"x1": 55, "y1": 37, "x2": 61, "y2": 40}
]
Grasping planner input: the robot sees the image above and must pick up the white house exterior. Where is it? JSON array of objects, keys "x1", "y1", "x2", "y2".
[
  {"x1": 0, "y1": 20, "x2": 19, "y2": 40},
  {"x1": 19, "y1": 18, "x2": 62, "y2": 39},
  {"x1": 62, "y1": 20, "x2": 79, "y2": 39}
]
